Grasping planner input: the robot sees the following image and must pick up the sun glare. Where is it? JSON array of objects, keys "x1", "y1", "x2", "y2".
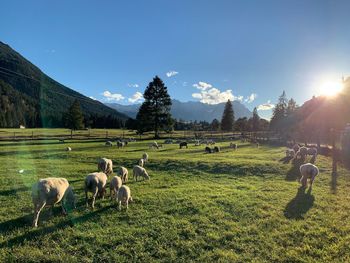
[{"x1": 319, "y1": 81, "x2": 343, "y2": 97}]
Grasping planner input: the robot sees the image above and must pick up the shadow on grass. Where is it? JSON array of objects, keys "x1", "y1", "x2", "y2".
[
  {"x1": 0, "y1": 204, "x2": 114, "y2": 248},
  {"x1": 285, "y1": 158, "x2": 304, "y2": 181},
  {"x1": 279, "y1": 156, "x2": 293, "y2": 164},
  {"x1": 284, "y1": 186, "x2": 314, "y2": 220},
  {"x1": 0, "y1": 186, "x2": 30, "y2": 196}
]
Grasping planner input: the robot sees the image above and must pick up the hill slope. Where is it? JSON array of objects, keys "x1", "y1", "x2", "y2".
[
  {"x1": 0, "y1": 41, "x2": 128, "y2": 128},
  {"x1": 106, "y1": 99, "x2": 252, "y2": 122}
]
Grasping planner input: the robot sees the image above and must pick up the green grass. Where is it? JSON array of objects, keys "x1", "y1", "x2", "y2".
[{"x1": 0, "y1": 139, "x2": 350, "y2": 262}]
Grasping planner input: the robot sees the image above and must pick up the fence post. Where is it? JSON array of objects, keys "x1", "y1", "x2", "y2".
[{"x1": 70, "y1": 130, "x2": 73, "y2": 139}]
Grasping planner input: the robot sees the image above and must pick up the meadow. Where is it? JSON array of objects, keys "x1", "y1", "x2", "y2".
[{"x1": 1, "y1": 137, "x2": 350, "y2": 262}]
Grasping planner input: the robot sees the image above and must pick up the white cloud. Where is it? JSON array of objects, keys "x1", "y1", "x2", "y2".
[
  {"x1": 102, "y1": 91, "x2": 125, "y2": 102},
  {"x1": 257, "y1": 100, "x2": 275, "y2": 111},
  {"x1": 89, "y1": 96, "x2": 97, "y2": 100},
  {"x1": 128, "y1": 91, "x2": 144, "y2": 103},
  {"x1": 127, "y1": 83, "x2": 139, "y2": 88},
  {"x1": 193, "y1": 81, "x2": 212, "y2": 90},
  {"x1": 245, "y1": 93, "x2": 257, "y2": 103},
  {"x1": 166, "y1": 71, "x2": 178, "y2": 77}
]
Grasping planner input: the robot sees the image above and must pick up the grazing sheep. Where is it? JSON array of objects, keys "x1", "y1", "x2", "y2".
[
  {"x1": 117, "y1": 141, "x2": 125, "y2": 148},
  {"x1": 205, "y1": 146, "x2": 212, "y2": 153},
  {"x1": 307, "y1": 147, "x2": 318, "y2": 157},
  {"x1": 179, "y1": 142, "x2": 188, "y2": 149},
  {"x1": 300, "y1": 163, "x2": 319, "y2": 188},
  {"x1": 138, "y1": 158, "x2": 145, "y2": 167},
  {"x1": 117, "y1": 166, "x2": 129, "y2": 183},
  {"x1": 66, "y1": 147, "x2": 72, "y2": 151},
  {"x1": 194, "y1": 140, "x2": 200, "y2": 146},
  {"x1": 296, "y1": 146, "x2": 308, "y2": 159},
  {"x1": 31, "y1": 178, "x2": 75, "y2": 227},
  {"x1": 110, "y1": 176, "x2": 122, "y2": 200},
  {"x1": 230, "y1": 143, "x2": 238, "y2": 150},
  {"x1": 213, "y1": 146, "x2": 220, "y2": 153},
  {"x1": 105, "y1": 141, "x2": 113, "y2": 147},
  {"x1": 133, "y1": 165, "x2": 150, "y2": 181},
  {"x1": 286, "y1": 149, "x2": 295, "y2": 158},
  {"x1": 149, "y1": 141, "x2": 159, "y2": 149},
  {"x1": 142, "y1": 153, "x2": 149, "y2": 163},
  {"x1": 292, "y1": 144, "x2": 300, "y2": 153},
  {"x1": 98, "y1": 158, "x2": 113, "y2": 175},
  {"x1": 116, "y1": 185, "x2": 133, "y2": 210},
  {"x1": 85, "y1": 172, "x2": 108, "y2": 209}
]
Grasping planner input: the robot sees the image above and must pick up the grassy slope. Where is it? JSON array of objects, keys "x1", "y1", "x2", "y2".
[{"x1": 0, "y1": 139, "x2": 350, "y2": 262}]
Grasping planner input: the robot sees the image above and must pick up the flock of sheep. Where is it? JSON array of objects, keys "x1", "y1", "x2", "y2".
[{"x1": 30, "y1": 139, "x2": 319, "y2": 227}]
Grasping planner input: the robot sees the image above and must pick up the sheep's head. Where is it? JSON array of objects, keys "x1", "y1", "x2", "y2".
[
  {"x1": 63, "y1": 186, "x2": 76, "y2": 211},
  {"x1": 143, "y1": 171, "x2": 150, "y2": 180}
]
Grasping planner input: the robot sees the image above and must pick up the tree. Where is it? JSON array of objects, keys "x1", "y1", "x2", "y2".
[
  {"x1": 234, "y1": 117, "x2": 248, "y2": 132},
  {"x1": 270, "y1": 91, "x2": 287, "y2": 131},
  {"x1": 210, "y1": 119, "x2": 220, "y2": 131},
  {"x1": 136, "y1": 76, "x2": 172, "y2": 138},
  {"x1": 252, "y1": 107, "x2": 260, "y2": 131},
  {"x1": 64, "y1": 99, "x2": 84, "y2": 130},
  {"x1": 220, "y1": 100, "x2": 235, "y2": 131}
]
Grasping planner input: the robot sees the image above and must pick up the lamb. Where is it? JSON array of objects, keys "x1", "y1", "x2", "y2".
[
  {"x1": 116, "y1": 185, "x2": 133, "y2": 210},
  {"x1": 213, "y1": 146, "x2": 220, "y2": 153},
  {"x1": 31, "y1": 178, "x2": 75, "y2": 227},
  {"x1": 138, "y1": 158, "x2": 145, "y2": 167},
  {"x1": 142, "y1": 152, "x2": 149, "y2": 163},
  {"x1": 117, "y1": 166, "x2": 128, "y2": 183},
  {"x1": 66, "y1": 147, "x2": 72, "y2": 151},
  {"x1": 230, "y1": 143, "x2": 238, "y2": 150},
  {"x1": 149, "y1": 141, "x2": 159, "y2": 149},
  {"x1": 105, "y1": 141, "x2": 113, "y2": 147},
  {"x1": 299, "y1": 163, "x2": 319, "y2": 188},
  {"x1": 98, "y1": 158, "x2": 113, "y2": 175},
  {"x1": 179, "y1": 142, "x2": 188, "y2": 149},
  {"x1": 286, "y1": 149, "x2": 295, "y2": 158},
  {"x1": 110, "y1": 175, "x2": 122, "y2": 200},
  {"x1": 133, "y1": 165, "x2": 150, "y2": 181},
  {"x1": 85, "y1": 172, "x2": 108, "y2": 209},
  {"x1": 205, "y1": 146, "x2": 212, "y2": 153}
]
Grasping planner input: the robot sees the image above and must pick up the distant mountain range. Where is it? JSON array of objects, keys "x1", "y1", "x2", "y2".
[
  {"x1": 0, "y1": 41, "x2": 128, "y2": 127},
  {"x1": 106, "y1": 99, "x2": 252, "y2": 122}
]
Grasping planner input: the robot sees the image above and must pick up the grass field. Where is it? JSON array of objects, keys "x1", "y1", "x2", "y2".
[{"x1": 1, "y1": 139, "x2": 350, "y2": 262}]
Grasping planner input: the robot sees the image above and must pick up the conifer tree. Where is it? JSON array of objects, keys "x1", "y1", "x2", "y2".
[{"x1": 220, "y1": 99, "x2": 235, "y2": 131}]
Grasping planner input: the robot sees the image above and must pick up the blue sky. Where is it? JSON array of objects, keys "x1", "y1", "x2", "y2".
[{"x1": 1, "y1": 0, "x2": 350, "y2": 118}]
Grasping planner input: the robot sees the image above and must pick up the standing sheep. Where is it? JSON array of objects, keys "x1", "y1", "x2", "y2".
[
  {"x1": 149, "y1": 141, "x2": 159, "y2": 149},
  {"x1": 105, "y1": 141, "x2": 113, "y2": 147},
  {"x1": 286, "y1": 149, "x2": 295, "y2": 158},
  {"x1": 205, "y1": 146, "x2": 212, "y2": 153},
  {"x1": 31, "y1": 178, "x2": 75, "y2": 227},
  {"x1": 117, "y1": 141, "x2": 125, "y2": 148},
  {"x1": 110, "y1": 176, "x2": 122, "y2": 200},
  {"x1": 133, "y1": 165, "x2": 150, "y2": 181},
  {"x1": 138, "y1": 158, "x2": 145, "y2": 167},
  {"x1": 300, "y1": 163, "x2": 319, "y2": 188},
  {"x1": 98, "y1": 158, "x2": 113, "y2": 175},
  {"x1": 292, "y1": 144, "x2": 300, "y2": 153},
  {"x1": 118, "y1": 166, "x2": 128, "y2": 183},
  {"x1": 85, "y1": 172, "x2": 108, "y2": 209},
  {"x1": 296, "y1": 146, "x2": 308, "y2": 160},
  {"x1": 116, "y1": 185, "x2": 133, "y2": 210},
  {"x1": 66, "y1": 147, "x2": 72, "y2": 151},
  {"x1": 142, "y1": 153, "x2": 149, "y2": 163},
  {"x1": 213, "y1": 146, "x2": 220, "y2": 153},
  {"x1": 179, "y1": 142, "x2": 188, "y2": 149},
  {"x1": 307, "y1": 147, "x2": 318, "y2": 157},
  {"x1": 230, "y1": 143, "x2": 238, "y2": 150}
]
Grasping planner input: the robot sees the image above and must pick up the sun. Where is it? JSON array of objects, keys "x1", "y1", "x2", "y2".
[{"x1": 319, "y1": 81, "x2": 343, "y2": 97}]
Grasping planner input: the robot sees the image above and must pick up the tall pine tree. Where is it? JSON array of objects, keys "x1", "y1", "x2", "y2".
[
  {"x1": 136, "y1": 76, "x2": 172, "y2": 138},
  {"x1": 221, "y1": 99, "x2": 235, "y2": 131},
  {"x1": 270, "y1": 91, "x2": 287, "y2": 131},
  {"x1": 64, "y1": 99, "x2": 84, "y2": 130},
  {"x1": 252, "y1": 107, "x2": 260, "y2": 131}
]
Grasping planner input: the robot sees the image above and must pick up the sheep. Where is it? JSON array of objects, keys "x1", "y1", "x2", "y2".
[
  {"x1": 256, "y1": 143, "x2": 260, "y2": 148},
  {"x1": 299, "y1": 163, "x2": 319, "y2": 188},
  {"x1": 286, "y1": 149, "x2": 295, "y2": 158},
  {"x1": 85, "y1": 172, "x2": 108, "y2": 209},
  {"x1": 149, "y1": 141, "x2": 159, "y2": 149},
  {"x1": 66, "y1": 147, "x2": 72, "y2": 151},
  {"x1": 230, "y1": 143, "x2": 238, "y2": 150},
  {"x1": 110, "y1": 175, "x2": 122, "y2": 200},
  {"x1": 142, "y1": 153, "x2": 149, "y2": 163},
  {"x1": 116, "y1": 185, "x2": 133, "y2": 210},
  {"x1": 296, "y1": 146, "x2": 308, "y2": 160},
  {"x1": 179, "y1": 142, "x2": 188, "y2": 149},
  {"x1": 105, "y1": 141, "x2": 113, "y2": 147},
  {"x1": 205, "y1": 146, "x2": 212, "y2": 153},
  {"x1": 98, "y1": 158, "x2": 113, "y2": 175},
  {"x1": 59, "y1": 139, "x2": 65, "y2": 143},
  {"x1": 194, "y1": 140, "x2": 200, "y2": 146},
  {"x1": 307, "y1": 147, "x2": 318, "y2": 157},
  {"x1": 133, "y1": 165, "x2": 150, "y2": 181},
  {"x1": 117, "y1": 141, "x2": 125, "y2": 148},
  {"x1": 138, "y1": 158, "x2": 145, "y2": 167},
  {"x1": 117, "y1": 166, "x2": 128, "y2": 183},
  {"x1": 213, "y1": 146, "x2": 220, "y2": 153},
  {"x1": 292, "y1": 144, "x2": 300, "y2": 153},
  {"x1": 31, "y1": 178, "x2": 75, "y2": 227}
]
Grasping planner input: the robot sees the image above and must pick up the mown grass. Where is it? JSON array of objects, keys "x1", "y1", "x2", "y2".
[{"x1": 0, "y1": 139, "x2": 350, "y2": 262}]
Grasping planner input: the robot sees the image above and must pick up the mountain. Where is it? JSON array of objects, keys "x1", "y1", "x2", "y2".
[
  {"x1": 106, "y1": 99, "x2": 252, "y2": 122},
  {"x1": 0, "y1": 41, "x2": 128, "y2": 128}
]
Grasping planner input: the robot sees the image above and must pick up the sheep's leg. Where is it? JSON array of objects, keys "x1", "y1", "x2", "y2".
[
  {"x1": 110, "y1": 188, "x2": 114, "y2": 200},
  {"x1": 85, "y1": 189, "x2": 89, "y2": 208},
  {"x1": 125, "y1": 200, "x2": 129, "y2": 210},
  {"x1": 61, "y1": 203, "x2": 67, "y2": 215},
  {"x1": 310, "y1": 175, "x2": 316, "y2": 188},
  {"x1": 32, "y1": 201, "x2": 46, "y2": 227},
  {"x1": 118, "y1": 200, "x2": 122, "y2": 211},
  {"x1": 92, "y1": 188, "x2": 98, "y2": 209}
]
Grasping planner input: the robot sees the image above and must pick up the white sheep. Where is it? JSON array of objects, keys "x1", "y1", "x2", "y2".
[
  {"x1": 117, "y1": 166, "x2": 128, "y2": 183},
  {"x1": 116, "y1": 185, "x2": 133, "y2": 210},
  {"x1": 66, "y1": 147, "x2": 72, "y2": 151},
  {"x1": 149, "y1": 141, "x2": 159, "y2": 149},
  {"x1": 138, "y1": 158, "x2": 145, "y2": 167},
  {"x1": 110, "y1": 175, "x2": 122, "y2": 200},
  {"x1": 98, "y1": 158, "x2": 113, "y2": 175},
  {"x1": 230, "y1": 143, "x2": 238, "y2": 150},
  {"x1": 300, "y1": 163, "x2": 319, "y2": 188},
  {"x1": 31, "y1": 178, "x2": 75, "y2": 227},
  {"x1": 105, "y1": 141, "x2": 113, "y2": 147},
  {"x1": 117, "y1": 141, "x2": 125, "y2": 148},
  {"x1": 292, "y1": 144, "x2": 300, "y2": 153},
  {"x1": 307, "y1": 147, "x2": 318, "y2": 157},
  {"x1": 296, "y1": 146, "x2": 308, "y2": 159},
  {"x1": 142, "y1": 153, "x2": 149, "y2": 163},
  {"x1": 286, "y1": 148, "x2": 295, "y2": 158},
  {"x1": 85, "y1": 172, "x2": 108, "y2": 209},
  {"x1": 133, "y1": 165, "x2": 150, "y2": 181}
]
